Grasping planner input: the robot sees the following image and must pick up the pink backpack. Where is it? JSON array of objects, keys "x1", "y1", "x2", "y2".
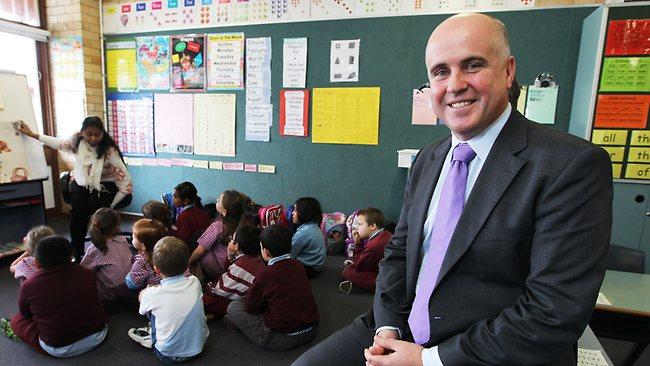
[
  {"x1": 345, "y1": 210, "x2": 364, "y2": 258},
  {"x1": 321, "y1": 212, "x2": 347, "y2": 239},
  {"x1": 258, "y1": 204, "x2": 288, "y2": 228}
]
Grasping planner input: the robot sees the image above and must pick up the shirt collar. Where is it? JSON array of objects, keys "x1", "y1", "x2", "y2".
[
  {"x1": 160, "y1": 274, "x2": 185, "y2": 285},
  {"x1": 449, "y1": 103, "x2": 511, "y2": 162},
  {"x1": 368, "y1": 228, "x2": 385, "y2": 241},
  {"x1": 179, "y1": 204, "x2": 194, "y2": 214},
  {"x1": 268, "y1": 253, "x2": 291, "y2": 266}
]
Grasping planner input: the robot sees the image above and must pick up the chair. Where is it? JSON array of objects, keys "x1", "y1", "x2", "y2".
[{"x1": 590, "y1": 244, "x2": 648, "y2": 366}]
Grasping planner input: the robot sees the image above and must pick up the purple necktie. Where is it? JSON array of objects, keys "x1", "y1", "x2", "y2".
[{"x1": 408, "y1": 143, "x2": 476, "y2": 345}]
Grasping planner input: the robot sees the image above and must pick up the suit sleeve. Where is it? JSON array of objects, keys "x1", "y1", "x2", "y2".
[
  {"x1": 373, "y1": 153, "x2": 424, "y2": 334},
  {"x1": 438, "y1": 146, "x2": 613, "y2": 365}
]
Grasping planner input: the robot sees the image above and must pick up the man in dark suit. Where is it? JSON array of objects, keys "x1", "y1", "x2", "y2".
[{"x1": 293, "y1": 13, "x2": 612, "y2": 366}]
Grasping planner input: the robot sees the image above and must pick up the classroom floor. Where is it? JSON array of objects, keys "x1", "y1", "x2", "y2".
[{"x1": 0, "y1": 216, "x2": 648, "y2": 365}]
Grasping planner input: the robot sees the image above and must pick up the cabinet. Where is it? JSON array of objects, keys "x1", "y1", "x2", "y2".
[{"x1": 0, "y1": 179, "x2": 47, "y2": 258}]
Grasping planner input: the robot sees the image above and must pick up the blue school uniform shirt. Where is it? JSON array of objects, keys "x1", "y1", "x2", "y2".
[
  {"x1": 290, "y1": 222, "x2": 326, "y2": 271},
  {"x1": 139, "y1": 275, "x2": 208, "y2": 358}
]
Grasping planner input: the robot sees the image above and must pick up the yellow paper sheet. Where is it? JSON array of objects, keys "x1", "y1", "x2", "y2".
[
  {"x1": 106, "y1": 49, "x2": 137, "y2": 90},
  {"x1": 312, "y1": 87, "x2": 380, "y2": 145}
]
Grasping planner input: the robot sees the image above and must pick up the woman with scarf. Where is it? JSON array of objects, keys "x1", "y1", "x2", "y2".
[{"x1": 16, "y1": 116, "x2": 133, "y2": 262}]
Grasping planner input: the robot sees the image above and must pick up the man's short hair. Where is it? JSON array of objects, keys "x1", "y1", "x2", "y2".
[
  {"x1": 35, "y1": 236, "x2": 72, "y2": 268},
  {"x1": 358, "y1": 207, "x2": 385, "y2": 228},
  {"x1": 260, "y1": 224, "x2": 292, "y2": 257},
  {"x1": 153, "y1": 236, "x2": 189, "y2": 277},
  {"x1": 236, "y1": 225, "x2": 261, "y2": 256}
]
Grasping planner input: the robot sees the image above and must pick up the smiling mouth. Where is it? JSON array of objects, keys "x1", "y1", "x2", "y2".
[{"x1": 448, "y1": 100, "x2": 475, "y2": 108}]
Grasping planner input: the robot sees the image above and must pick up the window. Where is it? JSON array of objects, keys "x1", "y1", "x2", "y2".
[{"x1": 0, "y1": 0, "x2": 40, "y2": 27}]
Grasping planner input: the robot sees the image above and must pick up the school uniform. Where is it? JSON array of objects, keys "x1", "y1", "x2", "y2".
[
  {"x1": 203, "y1": 254, "x2": 266, "y2": 317},
  {"x1": 290, "y1": 222, "x2": 326, "y2": 277},
  {"x1": 195, "y1": 220, "x2": 230, "y2": 280},
  {"x1": 227, "y1": 255, "x2": 319, "y2": 350},
  {"x1": 80, "y1": 236, "x2": 133, "y2": 300},
  {"x1": 170, "y1": 205, "x2": 211, "y2": 248},
  {"x1": 10, "y1": 263, "x2": 108, "y2": 357},
  {"x1": 342, "y1": 229, "x2": 393, "y2": 292},
  {"x1": 139, "y1": 275, "x2": 208, "y2": 361}
]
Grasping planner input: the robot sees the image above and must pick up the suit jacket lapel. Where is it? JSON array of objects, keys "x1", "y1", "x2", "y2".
[
  {"x1": 407, "y1": 139, "x2": 450, "y2": 293},
  {"x1": 434, "y1": 112, "x2": 528, "y2": 289}
]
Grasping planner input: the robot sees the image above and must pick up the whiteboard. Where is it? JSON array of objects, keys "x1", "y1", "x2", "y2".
[{"x1": 0, "y1": 71, "x2": 48, "y2": 183}]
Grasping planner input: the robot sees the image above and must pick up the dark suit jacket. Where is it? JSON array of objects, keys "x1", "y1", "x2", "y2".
[{"x1": 372, "y1": 110, "x2": 613, "y2": 365}]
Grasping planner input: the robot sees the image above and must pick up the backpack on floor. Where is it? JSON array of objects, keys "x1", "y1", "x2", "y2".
[
  {"x1": 345, "y1": 209, "x2": 364, "y2": 258},
  {"x1": 258, "y1": 204, "x2": 288, "y2": 228}
]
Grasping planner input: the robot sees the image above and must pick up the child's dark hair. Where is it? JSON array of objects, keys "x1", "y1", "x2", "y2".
[
  {"x1": 260, "y1": 224, "x2": 292, "y2": 257},
  {"x1": 88, "y1": 208, "x2": 121, "y2": 254},
  {"x1": 133, "y1": 219, "x2": 167, "y2": 266},
  {"x1": 35, "y1": 236, "x2": 72, "y2": 268},
  {"x1": 220, "y1": 190, "x2": 247, "y2": 245},
  {"x1": 294, "y1": 197, "x2": 323, "y2": 226},
  {"x1": 175, "y1": 181, "x2": 202, "y2": 208},
  {"x1": 153, "y1": 237, "x2": 189, "y2": 277},
  {"x1": 235, "y1": 224, "x2": 261, "y2": 256},
  {"x1": 142, "y1": 200, "x2": 172, "y2": 228},
  {"x1": 72, "y1": 116, "x2": 124, "y2": 161},
  {"x1": 357, "y1": 207, "x2": 385, "y2": 229}
]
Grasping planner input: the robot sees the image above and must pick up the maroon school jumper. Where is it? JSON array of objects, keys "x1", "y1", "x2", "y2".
[
  {"x1": 11, "y1": 264, "x2": 107, "y2": 353},
  {"x1": 170, "y1": 206, "x2": 211, "y2": 248},
  {"x1": 245, "y1": 258, "x2": 319, "y2": 333},
  {"x1": 342, "y1": 229, "x2": 393, "y2": 292}
]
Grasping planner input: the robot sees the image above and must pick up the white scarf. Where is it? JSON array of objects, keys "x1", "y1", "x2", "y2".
[{"x1": 73, "y1": 140, "x2": 104, "y2": 193}]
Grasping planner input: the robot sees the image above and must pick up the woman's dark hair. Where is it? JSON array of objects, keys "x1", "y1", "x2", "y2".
[
  {"x1": 294, "y1": 197, "x2": 323, "y2": 226},
  {"x1": 88, "y1": 208, "x2": 121, "y2": 254},
  {"x1": 72, "y1": 116, "x2": 124, "y2": 161},
  {"x1": 174, "y1": 181, "x2": 202, "y2": 207},
  {"x1": 220, "y1": 190, "x2": 247, "y2": 245}
]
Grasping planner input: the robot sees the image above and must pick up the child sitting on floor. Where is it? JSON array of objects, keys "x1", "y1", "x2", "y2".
[
  {"x1": 2, "y1": 236, "x2": 107, "y2": 358},
  {"x1": 9, "y1": 225, "x2": 55, "y2": 284},
  {"x1": 340, "y1": 207, "x2": 393, "y2": 293},
  {"x1": 190, "y1": 190, "x2": 247, "y2": 281},
  {"x1": 203, "y1": 224, "x2": 266, "y2": 318},
  {"x1": 169, "y1": 182, "x2": 211, "y2": 249},
  {"x1": 81, "y1": 208, "x2": 133, "y2": 301},
  {"x1": 290, "y1": 197, "x2": 326, "y2": 278},
  {"x1": 114, "y1": 219, "x2": 167, "y2": 311},
  {"x1": 128, "y1": 236, "x2": 208, "y2": 363},
  {"x1": 142, "y1": 200, "x2": 172, "y2": 231},
  {"x1": 225, "y1": 224, "x2": 319, "y2": 350}
]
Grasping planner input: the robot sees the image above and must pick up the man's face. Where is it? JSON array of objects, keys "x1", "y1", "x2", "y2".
[{"x1": 425, "y1": 15, "x2": 515, "y2": 140}]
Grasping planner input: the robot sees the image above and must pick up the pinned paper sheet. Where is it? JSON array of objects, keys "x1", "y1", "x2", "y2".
[
  {"x1": 194, "y1": 94, "x2": 236, "y2": 157},
  {"x1": 595, "y1": 95, "x2": 649, "y2": 129},
  {"x1": 331, "y1": 39, "x2": 359, "y2": 82},
  {"x1": 280, "y1": 89, "x2": 309, "y2": 136},
  {"x1": 126, "y1": 157, "x2": 143, "y2": 166},
  {"x1": 605, "y1": 19, "x2": 650, "y2": 56},
  {"x1": 312, "y1": 87, "x2": 380, "y2": 145},
  {"x1": 207, "y1": 33, "x2": 245, "y2": 90},
  {"x1": 154, "y1": 94, "x2": 194, "y2": 154},
  {"x1": 412, "y1": 88, "x2": 436, "y2": 125},
  {"x1": 136, "y1": 36, "x2": 170, "y2": 90},
  {"x1": 283, "y1": 38, "x2": 308, "y2": 88},
  {"x1": 600, "y1": 57, "x2": 650, "y2": 92},
  {"x1": 193, "y1": 160, "x2": 209, "y2": 169},
  {"x1": 516, "y1": 85, "x2": 527, "y2": 114},
  {"x1": 106, "y1": 42, "x2": 137, "y2": 91},
  {"x1": 156, "y1": 158, "x2": 172, "y2": 167},
  {"x1": 246, "y1": 104, "x2": 273, "y2": 142},
  {"x1": 171, "y1": 158, "x2": 194, "y2": 167},
  {"x1": 209, "y1": 161, "x2": 223, "y2": 170},
  {"x1": 223, "y1": 162, "x2": 245, "y2": 171},
  {"x1": 258, "y1": 164, "x2": 276, "y2": 173},
  {"x1": 577, "y1": 349, "x2": 609, "y2": 366},
  {"x1": 142, "y1": 158, "x2": 157, "y2": 166},
  {"x1": 244, "y1": 164, "x2": 258, "y2": 172},
  {"x1": 525, "y1": 86, "x2": 558, "y2": 124}
]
